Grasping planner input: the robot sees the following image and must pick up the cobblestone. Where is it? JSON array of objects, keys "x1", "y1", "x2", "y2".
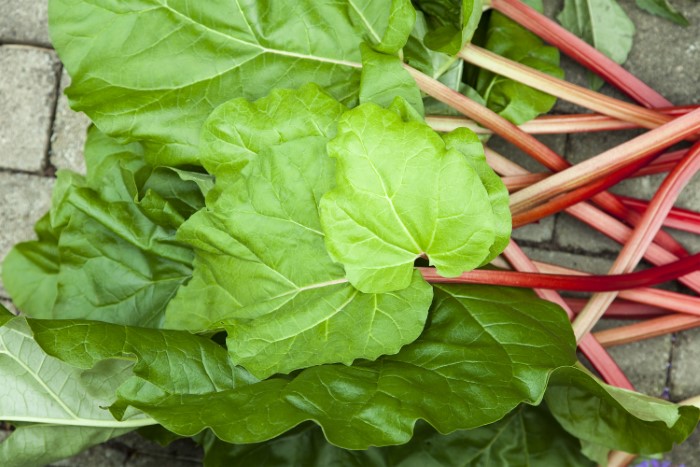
[
  {"x1": 50, "y1": 69, "x2": 89, "y2": 173},
  {"x1": 0, "y1": 45, "x2": 59, "y2": 172}
]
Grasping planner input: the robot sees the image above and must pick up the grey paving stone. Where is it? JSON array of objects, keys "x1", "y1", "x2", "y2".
[
  {"x1": 594, "y1": 319, "x2": 672, "y2": 397},
  {"x1": 0, "y1": 45, "x2": 59, "y2": 172},
  {"x1": 554, "y1": 213, "x2": 622, "y2": 254},
  {"x1": 671, "y1": 423, "x2": 700, "y2": 465},
  {"x1": 520, "y1": 246, "x2": 614, "y2": 274},
  {"x1": 512, "y1": 215, "x2": 556, "y2": 243},
  {"x1": 50, "y1": 69, "x2": 89, "y2": 173},
  {"x1": 0, "y1": 172, "x2": 54, "y2": 297},
  {"x1": 670, "y1": 327, "x2": 700, "y2": 401},
  {"x1": 0, "y1": 0, "x2": 50, "y2": 46}
]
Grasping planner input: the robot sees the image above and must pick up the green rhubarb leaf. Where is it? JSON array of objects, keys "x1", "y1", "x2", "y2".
[
  {"x1": 28, "y1": 318, "x2": 256, "y2": 393},
  {"x1": 167, "y1": 87, "x2": 433, "y2": 378},
  {"x1": 319, "y1": 103, "x2": 501, "y2": 293},
  {"x1": 557, "y1": 0, "x2": 635, "y2": 89},
  {"x1": 50, "y1": 0, "x2": 414, "y2": 166},
  {"x1": 198, "y1": 84, "x2": 347, "y2": 186},
  {"x1": 413, "y1": 0, "x2": 484, "y2": 55},
  {"x1": 2, "y1": 127, "x2": 200, "y2": 327},
  {"x1": 546, "y1": 366, "x2": 700, "y2": 455},
  {"x1": 127, "y1": 285, "x2": 576, "y2": 449},
  {"x1": 0, "y1": 425, "x2": 131, "y2": 467},
  {"x1": 0, "y1": 316, "x2": 151, "y2": 428},
  {"x1": 359, "y1": 44, "x2": 424, "y2": 115},
  {"x1": 200, "y1": 406, "x2": 594, "y2": 466},
  {"x1": 467, "y1": 8, "x2": 563, "y2": 125},
  {"x1": 635, "y1": 0, "x2": 689, "y2": 26}
]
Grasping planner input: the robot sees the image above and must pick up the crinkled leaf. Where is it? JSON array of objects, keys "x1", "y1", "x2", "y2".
[
  {"x1": 198, "y1": 84, "x2": 347, "y2": 185},
  {"x1": 557, "y1": 0, "x2": 634, "y2": 89},
  {"x1": 167, "y1": 87, "x2": 433, "y2": 378},
  {"x1": 320, "y1": 103, "x2": 501, "y2": 293},
  {"x1": 50, "y1": 0, "x2": 414, "y2": 166},
  {"x1": 127, "y1": 285, "x2": 576, "y2": 449},
  {"x1": 359, "y1": 44, "x2": 424, "y2": 115},
  {"x1": 413, "y1": 0, "x2": 484, "y2": 55},
  {"x1": 546, "y1": 366, "x2": 700, "y2": 455},
  {"x1": 0, "y1": 316, "x2": 150, "y2": 427},
  {"x1": 2, "y1": 128, "x2": 200, "y2": 327},
  {"x1": 467, "y1": 9, "x2": 563, "y2": 124},
  {"x1": 29, "y1": 319, "x2": 256, "y2": 394},
  {"x1": 0, "y1": 425, "x2": 131, "y2": 467},
  {"x1": 442, "y1": 128, "x2": 511, "y2": 263},
  {"x1": 201, "y1": 405, "x2": 594, "y2": 466},
  {"x1": 635, "y1": 0, "x2": 689, "y2": 26}
]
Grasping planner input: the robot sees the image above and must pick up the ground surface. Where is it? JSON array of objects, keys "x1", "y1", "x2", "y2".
[{"x1": 1, "y1": 0, "x2": 699, "y2": 464}]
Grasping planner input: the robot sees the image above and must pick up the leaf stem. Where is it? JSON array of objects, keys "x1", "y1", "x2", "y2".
[
  {"x1": 488, "y1": 0, "x2": 672, "y2": 108},
  {"x1": 419, "y1": 251, "x2": 700, "y2": 292},
  {"x1": 459, "y1": 44, "x2": 672, "y2": 129},
  {"x1": 594, "y1": 314, "x2": 700, "y2": 347}
]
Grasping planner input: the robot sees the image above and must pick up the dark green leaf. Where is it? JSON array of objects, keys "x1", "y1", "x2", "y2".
[
  {"x1": 413, "y1": 0, "x2": 484, "y2": 55},
  {"x1": 201, "y1": 405, "x2": 594, "y2": 467},
  {"x1": 2, "y1": 128, "x2": 199, "y2": 327},
  {"x1": 468, "y1": 10, "x2": 563, "y2": 124},
  {"x1": 125, "y1": 285, "x2": 577, "y2": 449},
  {"x1": 546, "y1": 366, "x2": 700, "y2": 455}
]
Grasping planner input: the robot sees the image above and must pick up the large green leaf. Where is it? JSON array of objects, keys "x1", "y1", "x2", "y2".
[
  {"x1": 0, "y1": 316, "x2": 152, "y2": 428},
  {"x1": 546, "y1": 366, "x2": 700, "y2": 455},
  {"x1": 200, "y1": 406, "x2": 594, "y2": 466},
  {"x1": 467, "y1": 9, "x2": 563, "y2": 124},
  {"x1": 166, "y1": 87, "x2": 433, "y2": 379},
  {"x1": 50, "y1": 0, "x2": 415, "y2": 166},
  {"x1": 2, "y1": 128, "x2": 200, "y2": 327},
  {"x1": 127, "y1": 285, "x2": 576, "y2": 449},
  {"x1": 557, "y1": 0, "x2": 635, "y2": 88},
  {"x1": 319, "y1": 103, "x2": 502, "y2": 293}
]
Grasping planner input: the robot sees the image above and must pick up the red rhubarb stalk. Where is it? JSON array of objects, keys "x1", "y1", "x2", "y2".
[
  {"x1": 509, "y1": 108, "x2": 700, "y2": 215},
  {"x1": 573, "y1": 142, "x2": 700, "y2": 340}
]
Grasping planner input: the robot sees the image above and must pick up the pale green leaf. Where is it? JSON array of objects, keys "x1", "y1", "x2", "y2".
[
  {"x1": 557, "y1": 0, "x2": 635, "y2": 69},
  {"x1": 50, "y1": 0, "x2": 414, "y2": 166},
  {"x1": 0, "y1": 316, "x2": 151, "y2": 428},
  {"x1": 167, "y1": 88, "x2": 433, "y2": 378},
  {"x1": 546, "y1": 366, "x2": 700, "y2": 455},
  {"x1": 127, "y1": 285, "x2": 577, "y2": 449},
  {"x1": 359, "y1": 44, "x2": 424, "y2": 115},
  {"x1": 320, "y1": 104, "x2": 500, "y2": 293}
]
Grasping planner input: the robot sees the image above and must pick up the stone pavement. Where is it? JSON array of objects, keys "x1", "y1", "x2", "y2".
[{"x1": 1, "y1": 0, "x2": 699, "y2": 464}]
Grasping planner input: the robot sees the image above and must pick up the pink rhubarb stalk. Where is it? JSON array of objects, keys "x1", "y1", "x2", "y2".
[
  {"x1": 458, "y1": 44, "x2": 672, "y2": 129},
  {"x1": 573, "y1": 142, "x2": 700, "y2": 341}
]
